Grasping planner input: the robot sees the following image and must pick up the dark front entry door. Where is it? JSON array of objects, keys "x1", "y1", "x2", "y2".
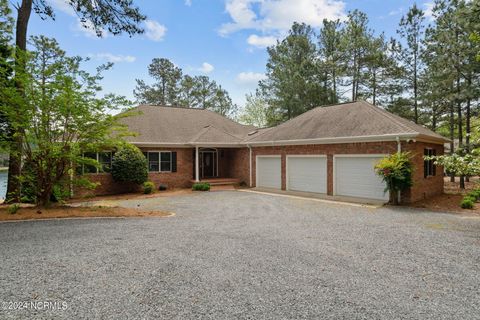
[{"x1": 202, "y1": 152, "x2": 215, "y2": 178}]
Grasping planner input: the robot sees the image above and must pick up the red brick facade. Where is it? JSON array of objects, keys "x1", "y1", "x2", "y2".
[
  {"x1": 77, "y1": 141, "x2": 444, "y2": 203},
  {"x1": 250, "y1": 141, "x2": 444, "y2": 203}
]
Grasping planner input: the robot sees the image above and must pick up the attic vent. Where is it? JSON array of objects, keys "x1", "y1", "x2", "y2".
[{"x1": 248, "y1": 130, "x2": 258, "y2": 136}]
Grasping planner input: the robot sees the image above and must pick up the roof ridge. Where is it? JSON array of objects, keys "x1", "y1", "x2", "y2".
[
  {"x1": 190, "y1": 125, "x2": 243, "y2": 143},
  {"x1": 360, "y1": 101, "x2": 416, "y2": 134}
]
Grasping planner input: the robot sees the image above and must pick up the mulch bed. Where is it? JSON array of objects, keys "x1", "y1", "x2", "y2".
[
  {"x1": 411, "y1": 178, "x2": 480, "y2": 214},
  {"x1": 0, "y1": 205, "x2": 173, "y2": 221}
]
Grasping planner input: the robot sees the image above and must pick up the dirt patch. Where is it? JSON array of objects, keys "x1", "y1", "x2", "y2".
[
  {"x1": 410, "y1": 193, "x2": 480, "y2": 215},
  {"x1": 67, "y1": 188, "x2": 193, "y2": 204},
  {"x1": 0, "y1": 205, "x2": 173, "y2": 222}
]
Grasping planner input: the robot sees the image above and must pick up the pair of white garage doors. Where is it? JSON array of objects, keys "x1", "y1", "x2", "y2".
[{"x1": 256, "y1": 155, "x2": 389, "y2": 201}]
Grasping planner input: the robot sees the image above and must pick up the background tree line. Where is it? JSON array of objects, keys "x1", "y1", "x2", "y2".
[
  {"x1": 241, "y1": 0, "x2": 480, "y2": 161},
  {"x1": 134, "y1": 58, "x2": 237, "y2": 117}
]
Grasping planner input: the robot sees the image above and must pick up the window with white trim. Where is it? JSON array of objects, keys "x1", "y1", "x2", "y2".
[
  {"x1": 143, "y1": 151, "x2": 172, "y2": 172},
  {"x1": 82, "y1": 151, "x2": 113, "y2": 174}
]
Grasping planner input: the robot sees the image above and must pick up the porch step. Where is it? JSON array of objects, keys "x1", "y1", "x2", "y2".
[{"x1": 191, "y1": 178, "x2": 241, "y2": 186}]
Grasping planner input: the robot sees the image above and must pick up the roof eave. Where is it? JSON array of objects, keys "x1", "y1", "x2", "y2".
[{"x1": 246, "y1": 133, "x2": 420, "y2": 146}]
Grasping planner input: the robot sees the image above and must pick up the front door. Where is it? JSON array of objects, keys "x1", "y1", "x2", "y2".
[{"x1": 202, "y1": 151, "x2": 215, "y2": 178}]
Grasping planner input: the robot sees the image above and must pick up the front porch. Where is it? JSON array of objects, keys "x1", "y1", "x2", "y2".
[{"x1": 192, "y1": 147, "x2": 249, "y2": 185}]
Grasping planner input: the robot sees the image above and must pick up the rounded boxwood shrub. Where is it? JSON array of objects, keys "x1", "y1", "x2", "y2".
[
  {"x1": 143, "y1": 181, "x2": 155, "y2": 194},
  {"x1": 460, "y1": 197, "x2": 474, "y2": 209},
  {"x1": 111, "y1": 143, "x2": 148, "y2": 185},
  {"x1": 192, "y1": 182, "x2": 210, "y2": 191}
]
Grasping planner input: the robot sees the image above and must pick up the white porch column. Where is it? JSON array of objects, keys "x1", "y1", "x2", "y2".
[{"x1": 195, "y1": 146, "x2": 200, "y2": 182}]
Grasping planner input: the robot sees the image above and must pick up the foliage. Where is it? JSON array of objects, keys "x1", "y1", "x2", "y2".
[
  {"x1": 460, "y1": 197, "x2": 475, "y2": 209},
  {"x1": 426, "y1": 148, "x2": 480, "y2": 178},
  {"x1": 396, "y1": 3, "x2": 426, "y2": 124},
  {"x1": 30, "y1": 0, "x2": 146, "y2": 37},
  {"x1": 0, "y1": 36, "x2": 131, "y2": 206},
  {"x1": 466, "y1": 189, "x2": 480, "y2": 201},
  {"x1": 134, "y1": 59, "x2": 238, "y2": 117},
  {"x1": 259, "y1": 22, "x2": 331, "y2": 125},
  {"x1": 237, "y1": 93, "x2": 269, "y2": 127},
  {"x1": 111, "y1": 143, "x2": 148, "y2": 185},
  {"x1": 158, "y1": 184, "x2": 167, "y2": 191},
  {"x1": 192, "y1": 182, "x2": 210, "y2": 191},
  {"x1": 7, "y1": 203, "x2": 20, "y2": 215},
  {"x1": 143, "y1": 181, "x2": 155, "y2": 194},
  {"x1": 375, "y1": 152, "x2": 413, "y2": 204},
  {"x1": 51, "y1": 181, "x2": 71, "y2": 204},
  {"x1": 5, "y1": 0, "x2": 146, "y2": 202}
]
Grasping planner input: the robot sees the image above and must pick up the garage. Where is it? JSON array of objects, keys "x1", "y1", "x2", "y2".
[
  {"x1": 256, "y1": 156, "x2": 281, "y2": 189},
  {"x1": 287, "y1": 156, "x2": 327, "y2": 194},
  {"x1": 334, "y1": 155, "x2": 389, "y2": 201}
]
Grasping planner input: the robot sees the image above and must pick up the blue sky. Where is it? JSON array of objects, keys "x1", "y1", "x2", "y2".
[{"x1": 27, "y1": 0, "x2": 434, "y2": 109}]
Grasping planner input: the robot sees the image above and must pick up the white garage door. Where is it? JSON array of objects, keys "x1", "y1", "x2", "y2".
[
  {"x1": 256, "y1": 156, "x2": 281, "y2": 189},
  {"x1": 287, "y1": 156, "x2": 327, "y2": 194},
  {"x1": 335, "y1": 156, "x2": 389, "y2": 201}
]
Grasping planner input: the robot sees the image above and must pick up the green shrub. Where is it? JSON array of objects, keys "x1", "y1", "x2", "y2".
[
  {"x1": 192, "y1": 182, "x2": 210, "y2": 191},
  {"x1": 460, "y1": 197, "x2": 475, "y2": 209},
  {"x1": 143, "y1": 181, "x2": 155, "y2": 194},
  {"x1": 51, "y1": 182, "x2": 70, "y2": 203},
  {"x1": 111, "y1": 143, "x2": 148, "y2": 185},
  {"x1": 158, "y1": 184, "x2": 168, "y2": 191},
  {"x1": 375, "y1": 152, "x2": 413, "y2": 205},
  {"x1": 467, "y1": 189, "x2": 480, "y2": 201},
  {"x1": 7, "y1": 204, "x2": 20, "y2": 215}
]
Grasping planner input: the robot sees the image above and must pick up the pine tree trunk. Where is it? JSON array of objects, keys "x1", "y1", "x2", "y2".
[
  {"x1": 449, "y1": 98, "x2": 455, "y2": 183},
  {"x1": 6, "y1": 0, "x2": 32, "y2": 203}
]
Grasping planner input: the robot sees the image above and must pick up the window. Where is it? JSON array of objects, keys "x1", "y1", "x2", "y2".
[
  {"x1": 160, "y1": 152, "x2": 172, "y2": 172},
  {"x1": 98, "y1": 152, "x2": 112, "y2": 172},
  {"x1": 148, "y1": 152, "x2": 159, "y2": 172},
  {"x1": 144, "y1": 151, "x2": 172, "y2": 172},
  {"x1": 83, "y1": 152, "x2": 98, "y2": 174},
  {"x1": 82, "y1": 151, "x2": 113, "y2": 174},
  {"x1": 424, "y1": 148, "x2": 436, "y2": 178}
]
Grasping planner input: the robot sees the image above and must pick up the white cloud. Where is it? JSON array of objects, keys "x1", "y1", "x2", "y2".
[
  {"x1": 388, "y1": 7, "x2": 404, "y2": 16},
  {"x1": 89, "y1": 53, "x2": 136, "y2": 63},
  {"x1": 185, "y1": 0, "x2": 192, "y2": 6},
  {"x1": 236, "y1": 72, "x2": 267, "y2": 84},
  {"x1": 247, "y1": 34, "x2": 277, "y2": 48},
  {"x1": 198, "y1": 62, "x2": 214, "y2": 73},
  {"x1": 75, "y1": 19, "x2": 109, "y2": 39},
  {"x1": 424, "y1": 2, "x2": 435, "y2": 21},
  {"x1": 145, "y1": 20, "x2": 167, "y2": 41},
  {"x1": 219, "y1": 0, "x2": 346, "y2": 36}
]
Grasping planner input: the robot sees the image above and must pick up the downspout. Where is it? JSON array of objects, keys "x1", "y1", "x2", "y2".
[
  {"x1": 248, "y1": 145, "x2": 252, "y2": 187},
  {"x1": 396, "y1": 137, "x2": 401, "y2": 204}
]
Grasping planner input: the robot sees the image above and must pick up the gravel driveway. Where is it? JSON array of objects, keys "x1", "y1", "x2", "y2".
[{"x1": 0, "y1": 190, "x2": 479, "y2": 319}]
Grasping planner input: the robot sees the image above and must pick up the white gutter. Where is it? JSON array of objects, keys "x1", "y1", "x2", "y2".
[{"x1": 246, "y1": 133, "x2": 420, "y2": 146}]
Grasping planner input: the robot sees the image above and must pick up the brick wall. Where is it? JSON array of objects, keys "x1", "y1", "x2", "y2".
[
  {"x1": 75, "y1": 141, "x2": 444, "y2": 203},
  {"x1": 74, "y1": 147, "x2": 194, "y2": 197},
  {"x1": 402, "y1": 141, "x2": 444, "y2": 203},
  {"x1": 251, "y1": 141, "x2": 444, "y2": 203}
]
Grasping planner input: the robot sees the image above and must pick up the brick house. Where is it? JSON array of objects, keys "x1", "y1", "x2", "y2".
[{"x1": 82, "y1": 101, "x2": 448, "y2": 203}]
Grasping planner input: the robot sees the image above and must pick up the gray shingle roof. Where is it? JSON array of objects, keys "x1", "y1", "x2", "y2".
[
  {"x1": 246, "y1": 101, "x2": 447, "y2": 143},
  {"x1": 121, "y1": 105, "x2": 254, "y2": 144},
  {"x1": 120, "y1": 102, "x2": 448, "y2": 146}
]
